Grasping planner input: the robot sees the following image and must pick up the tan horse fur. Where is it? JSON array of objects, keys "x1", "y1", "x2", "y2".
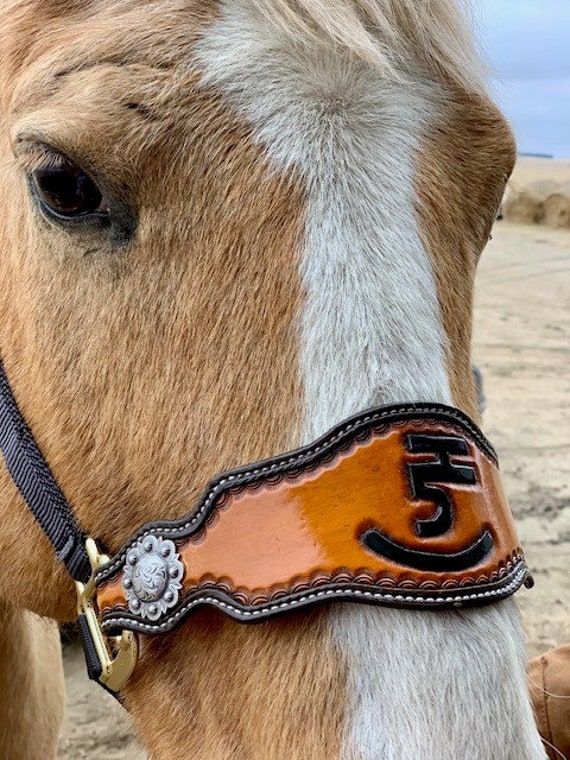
[
  {"x1": 0, "y1": 2, "x2": 542, "y2": 759},
  {"x1": 0, "y1": 603, "x2": 64, "y2": 759}
]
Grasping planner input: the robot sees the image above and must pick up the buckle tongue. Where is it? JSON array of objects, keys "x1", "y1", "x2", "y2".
[{"x1": 75, "y1": 538, "x2": 138, "y2": 693}]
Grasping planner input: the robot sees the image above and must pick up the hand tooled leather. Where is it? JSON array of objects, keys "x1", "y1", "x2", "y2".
[{"x1": 95, "y1": 403, "x2": 531, "y2": 635}]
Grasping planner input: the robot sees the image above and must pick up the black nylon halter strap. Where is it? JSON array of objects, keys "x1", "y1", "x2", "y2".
[{"x1": 0, "y1": 359, "x2": 91, "y2": 584}]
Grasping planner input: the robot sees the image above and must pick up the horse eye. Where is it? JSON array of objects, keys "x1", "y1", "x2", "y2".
[{"x1": 31, "y1": 155, "x2": 109, "y2": 219}]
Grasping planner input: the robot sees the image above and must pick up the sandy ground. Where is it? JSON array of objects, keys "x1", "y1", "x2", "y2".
[
  {"x1": 473, "y1": 222, "x2": 570, "y2": 658},
  {"x1": 57, "y1": 218, "x2": 570, "y2": 758}
]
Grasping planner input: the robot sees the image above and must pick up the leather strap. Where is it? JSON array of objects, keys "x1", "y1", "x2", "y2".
[{"x1": 95, "y1": 404, "x2": 531, "y2": 635}]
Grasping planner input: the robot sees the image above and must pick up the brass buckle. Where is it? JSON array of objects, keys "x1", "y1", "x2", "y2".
[{"x1": 75, "y1": 538, "x2": 138, "y2": 693}]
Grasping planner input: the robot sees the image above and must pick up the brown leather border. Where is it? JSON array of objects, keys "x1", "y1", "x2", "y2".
[{"x1": 101, "y1": 560, "x2": 528, "y2": 635}]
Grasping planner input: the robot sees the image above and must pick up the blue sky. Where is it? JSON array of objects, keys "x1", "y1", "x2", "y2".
[{"x1": 476, "y1": 0, "x2": 570, "y2": 157}]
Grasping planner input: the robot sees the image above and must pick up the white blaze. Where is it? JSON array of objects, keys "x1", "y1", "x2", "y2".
[
  {"x1": 197, "y1": 5, "x2": 451, "y2": 436},
  {"x1": 197, "y1": 4, "x2": 545, "y2": 758}
]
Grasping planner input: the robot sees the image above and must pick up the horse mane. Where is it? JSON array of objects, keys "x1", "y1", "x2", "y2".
[{"x1": 246, "y1": 0, "x2": 484, "y2": 91}]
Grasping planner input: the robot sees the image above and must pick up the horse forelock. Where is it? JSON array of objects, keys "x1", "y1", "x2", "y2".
[{"x1": 242, "y1": 0, "x2": 485, "y2": 93}]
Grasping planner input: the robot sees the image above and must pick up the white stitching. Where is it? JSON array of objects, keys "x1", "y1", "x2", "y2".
[
  {"x1": 101, "y1": 564, "x2": 527, "y2": 634},
  {"x1": 97, "y1": 406, "x2": 494, "y2": 580}
]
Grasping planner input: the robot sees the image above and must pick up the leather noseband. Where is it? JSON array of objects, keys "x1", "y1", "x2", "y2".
[{"x1": 0, "y1": 359, "x2": 532, "y2": 693}]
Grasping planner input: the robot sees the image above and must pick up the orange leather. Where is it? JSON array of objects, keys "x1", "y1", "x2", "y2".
[{"x1": 95, "y1": 407, "x2": 530, "y2": 634}]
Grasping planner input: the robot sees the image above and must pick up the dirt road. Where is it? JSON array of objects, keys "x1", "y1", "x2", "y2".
[{"x1": 58, "y1": 220, "x2": 570, "y2": 758}]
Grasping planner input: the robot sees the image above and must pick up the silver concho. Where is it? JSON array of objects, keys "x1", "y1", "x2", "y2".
[{"x1": 122, "y1": 535, "x2": 184, "y2": 621}]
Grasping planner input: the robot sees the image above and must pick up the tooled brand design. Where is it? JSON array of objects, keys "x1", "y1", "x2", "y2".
[{"x1": 362, "y1": 434, "x2": 494, "y2": 572}]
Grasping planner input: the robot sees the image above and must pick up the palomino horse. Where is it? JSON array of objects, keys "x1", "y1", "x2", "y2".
[{"x1": 0, "y1": 1, "x2": 547, "y2": 758}]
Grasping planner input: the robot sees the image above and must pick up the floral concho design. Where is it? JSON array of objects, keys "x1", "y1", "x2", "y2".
[{"x1": 122, "y1": 535, "x2": 184, "y2": 621}]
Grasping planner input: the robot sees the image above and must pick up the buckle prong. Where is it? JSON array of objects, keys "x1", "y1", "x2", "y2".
[{"x1": 75, "y1": 538, "x2": 138, "y2": 692}]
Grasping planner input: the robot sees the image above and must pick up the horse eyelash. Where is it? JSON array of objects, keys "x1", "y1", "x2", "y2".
[{"x1": 14, "y1": 144, "x2": 61, "y2": 173}]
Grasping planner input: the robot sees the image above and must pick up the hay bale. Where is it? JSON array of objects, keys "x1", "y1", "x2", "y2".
[
  {"x1": 503, "y1": 187, "x2": 544, "y2": 224},
  {"x1": 544, "y1": 192, "x2": 570, "y2": 229},
  {"x1": 526, "y1": 178, "x2": 560, "y2": 201}
]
